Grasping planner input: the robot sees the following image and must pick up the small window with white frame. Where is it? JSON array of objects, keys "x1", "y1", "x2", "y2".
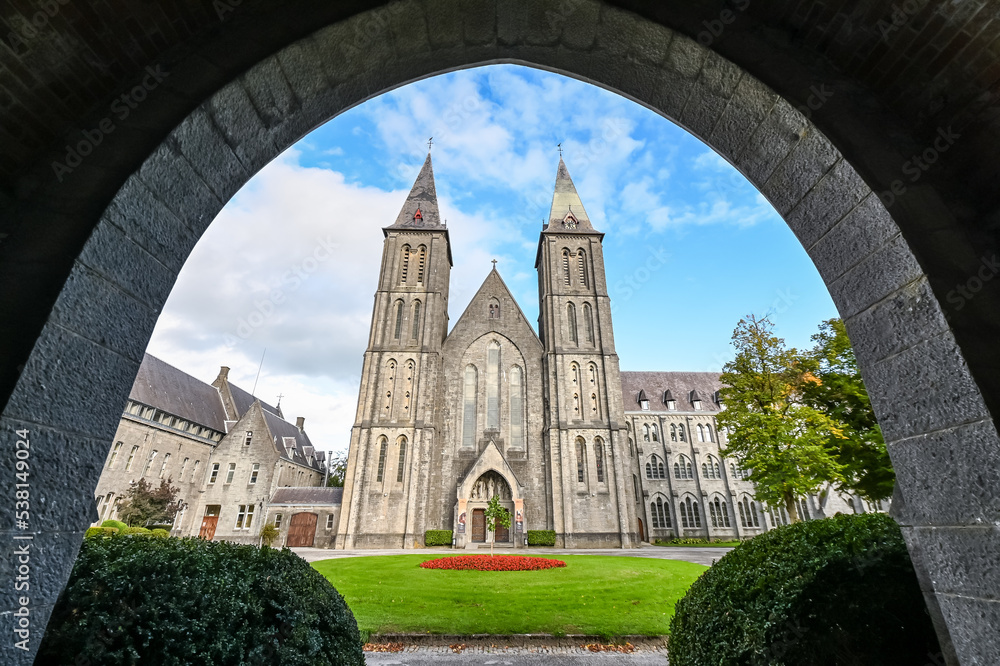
[
  {"x1": 209, "y1": 462, "x2": 219, "y2": 484},
  {"x1": 249, "y1": 463, "x2": 260, "y2": 484},
  {"x1": 225, "y1": 462, "x2": 236, "y2": 484},
  {"x1": 326, "y1": 514, "x2": 335, "y2": 530},
  {"x1": 273, "y1": 513, "x2": 283, "y2": 528},
  {"x1": 244, "y1": 430, "x2": 253, "y2": 446},
  {"x1": 235, "y1": 504, "x2": 255, "y2": 530}
]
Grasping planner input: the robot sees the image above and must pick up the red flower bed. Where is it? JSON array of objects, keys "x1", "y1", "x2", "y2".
[{"x1": 420, "y1": 555, "x2": 566, "y2": 571}]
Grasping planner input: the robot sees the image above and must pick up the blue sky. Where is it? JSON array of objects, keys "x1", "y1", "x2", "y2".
[{"x1": 147, "y1": 64, "x2": 839, "y2": 453}]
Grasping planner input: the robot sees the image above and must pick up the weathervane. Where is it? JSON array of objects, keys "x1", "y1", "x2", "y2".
[
  {"x1": 427, "y1": 137, "x2": 433, "y2": 152},
  {"x1": 557, "y1": 142, "x2": 563, "y2": 157}
]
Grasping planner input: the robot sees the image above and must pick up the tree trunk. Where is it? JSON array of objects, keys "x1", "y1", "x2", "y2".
[{"x1": 784, "y1": 492, "x2": 800, "y2": 523}]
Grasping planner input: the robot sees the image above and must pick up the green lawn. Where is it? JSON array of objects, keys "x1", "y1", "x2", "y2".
[{"x1": 312, "y1": 554, "x2": 706, "y2": 637}]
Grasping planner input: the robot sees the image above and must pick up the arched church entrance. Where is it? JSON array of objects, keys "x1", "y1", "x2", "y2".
[
  {"x1": 2, "y1": 2, "x2": 999, "y2": 662},
  {"x1": 466, "y1": 471, "x2": 514, "y2": 546}
]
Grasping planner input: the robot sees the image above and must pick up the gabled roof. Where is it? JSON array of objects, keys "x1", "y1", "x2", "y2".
[
  {"x1": 270, "y1": 487, "x2": 343, "y2": 505},
  {"x1": 620, "y1": 371, "x2": 724, "y2": 413},
  {"x1": 384, "y1": 152, "x2": 443, "y2": 230},
  {"x1": 447, "y1": 267, "x2": 541, "y2": 345},
  {"x1": 543, "y1": 158, "x2": 601, "y2": 234},
  {"x1": 262, "y1": 409, "x2": 323, "y2": 471},
  {"x1": 229, "y1": 381, "x2": 280, "y2": 418},
  {"x1": 128, "y1": 354, "x2": 229, "y2": 431}
]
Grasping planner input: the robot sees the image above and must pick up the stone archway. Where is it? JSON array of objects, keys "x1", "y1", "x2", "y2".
[{"x1": 1, "y1": 2, "x2": 998, "y2": 663}]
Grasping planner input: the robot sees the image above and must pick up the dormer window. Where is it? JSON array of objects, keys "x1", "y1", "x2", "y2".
[
  {"x1": 638, "y1": 389, "x2": 649, "y2": 411},
  {"x1": 413, "y1": 207, "x2": 423, "y2": 221},
  {"x1": 691, "y1": 390, "x2": 702, "y2": 411},
  {"x1": 664, "y1": 389, "x2": 676, "y2": 411}
]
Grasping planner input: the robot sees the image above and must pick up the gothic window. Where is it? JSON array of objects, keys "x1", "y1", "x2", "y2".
[
  {"x1": 584, "y1": 303, "x2": 594, "y2": 343},
  {"x1": 510, "y1": 366, "x2": 524, "y2": 448},
  {"x1": 400, "y1": 245, "x2": 411, "y2": 284},
  {"x1": 628, "y1": 438, "x2": 634, "y2": 457},
  {"x1": 159, "y1": 453, "x2": 171, "y2": 478},
  {"x1": 107, "y1": 441, "x2": 122, "y2": 468},
  {"x1": 562, "y1": 249, "x2": 571, "y2": 286},
  {"x1": 674, "y1": 454, "x2": 693, "y2": 480},
  {"x1": 705, "y1": 424, "x2": 714, "y2": 442},
  {"x1": 633, "y1": 475, "x2": 640, "y2": 503},
  {"x1": 125, "y1": 445, "x2": 139, "y2": 472},
  {"x1": 571, "y1": 362, "x2": 581, "y2": 387},
  {"x1": 416, "y1": 245, "x2": 426, "y2": 284},
  {"x1": 567, "y1": 302, "x2": 578, "y2": 343},
  {"x1": 678, "y1": 424, "x2": 686, "y2": 442},
  {"x1": 701, "y1": 455, "x2": 721, "y2": 479},
  {"x1": 588, "y1": 363, "x2": 597, "y2": 387},
  {"x1": 383, "y1": 360, "x2": 396, "y2": 417},
  {"x1": 486, "y1": 342, "x2": 500, "y2": 430},
  {"x1": 462, "y1": 365, "x2": 477, "y2": 448},
  {"x1": 651, "y1": 424, "x2": 659, "y2": 442},
  {"x1": 651, "y1": 496, "x2": 670, "y2": 528},
  {"x1": 488, "y1": 297, "x2": 501, "y2": 319},
  {"x1": 645, "y1": 454, "x2": 665, "y2": 480},
  {"x1": 576, "y1": 438, "x2": 586, "y2": 483},
  {"x1": 590, "y1": 393, "x2": 599, "y2": 418},
  {"x1": 402, "y1": 361, "x2": 414, "y2": 414},
  {"x1": 680, "y1": 496, "x2": 702, "y2": 528},
  {"x1": 797, "y1": 498, "x2": 810, "y2": 521},
  {"x1": 742, "y1": 497, "x2": 760, "y2": 528},
  {"x1": 709, "y1": 497, "x2": 731, "y2": 528},
  {"x1": 670, "y1": 423, "x2": 677, "y2": 441},
  {"x1": 577, "y1": 249, "x2": 588, "y2": 287},
  {"x1": 595, "y1": 438, "x2": 605, "y2": 482},
  {"x1": 697, "y1": 424, "x2": 705, "y2": 442},
  {"x1": 411, "y1": 301, "x2": 421, "y2": 339},
  {"x1": 376, "y1": 438, "x2": 388, "y2": 482},
  {"x1": 393, "y1": 300, "x2": 404, "y2": 339},
  {"x1": 643, "y1": 424, "x2": 650, "y2": 442},
  {"x1": 396, "y1": 436, "x2": 407, "y2": 482},
  {"x1": 572, "y1": 393, "x2": 581, "y2": 416}
]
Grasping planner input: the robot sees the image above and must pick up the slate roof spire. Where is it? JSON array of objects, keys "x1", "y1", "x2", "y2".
[
  {"x1": 388, "y1": 152, "x2": 443, "y2": 229},
  {"x1": 544, "y1": 157, "x2": 599, "y2": 233}
]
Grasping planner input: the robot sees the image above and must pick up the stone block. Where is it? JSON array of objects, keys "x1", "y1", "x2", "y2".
[
  {"x1": 241, "y1": 57, "x2": 299, "y2": 130},
  {"x1": 77, "y1": 219, "x2": 178, "y2": 310},
  {"x1": 680, "y1": 52, "x2": 743, "y2": 140},
  {"x1": 595, "y1": 4, "x2": 637, "y2": 58},
  {"x1": 810, "y1": 193, "x2": 902, "y2": 284},
  {"x1": 207, "y1": 82, "x2": 280, "y2": 177},
  {"x1": 103, "y1": 175, "x2": 203, "y2": 272},
  {"x1": 845, "y1": 277, "x2": 949, "y2": 365},
  {"x1": 560, "y1": 0, "x2": 600, "y2": 51},
  {"x1": 136, "y1": 144, "x2": 222, "y2": 238},
  {"x1": 736, "y1": 97, "x2": 807, "y2": 188},
  {"x1": 171, "y1": 107, "x2": 249, "y2": 205},
  {"x1": 864, "y1": 332, "x2": 992, "y2": 442},
  {"x1": 461, "y1": 0, "x2": 497, "y2": 46},
  {"x1": 889, "y1": 420, "x2": 1000, "y2": 525},
  {"x1": 389, "y1": 1, "x2": 431, "y2": 55},
  {"x1": 424, "y1": 0, "x2": 463, "y2": 49},
  {"x1": 275, "y1": 37, "x2": 332, "y2": 101},
  {"x1": 709, "y1": 74, "x2": 778, "y2": 163},
  {"x1": 4, "y1": 323, "x2": 141, "y2": 440},
  {"x1": 761, "y1": 127, "x2": 839, "y2": 215},
  {"x1": 826, "y1": 233, "x2": 924, "y2": 320},
  {"x1": 785, "y1": 159, "x2": 870, "y2": 249},
  {"x1": 49, "y1": 262, "x2": 158, "y2": 365},
  {"x1": 936, "y1": 593, "x2": 1000, "y2": 666}
]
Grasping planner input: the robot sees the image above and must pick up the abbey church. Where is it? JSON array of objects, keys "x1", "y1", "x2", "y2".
[{"x1": 336, "y1": 155, "x2": 866, "y2": 550}]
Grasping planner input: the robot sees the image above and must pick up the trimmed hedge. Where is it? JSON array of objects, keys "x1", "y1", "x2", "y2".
[
  {"x1": 150, "y1": 528, "x2": 170, "y2": 538},
  {"x1": 85, "y1": 527, "x2": 118, "y2": 538},
  {"x1": 669, "y1": 514, "x2": 940, "y2": 666},
  {"x1": 526, "y1": 530, "x2": 556, "y2": 546},
  {"x1": 424, "y1": 529, "x2": 453, "y2": 546},
  {"x1": 100, "y1": 519, "x2": 128, "y2": 531},
  {"x1": 38, "y1": 535, "x2": 364, "y2": 665}
]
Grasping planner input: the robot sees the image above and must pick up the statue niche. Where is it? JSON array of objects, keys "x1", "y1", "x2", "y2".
[{"x1": 470, "y1": 470, "x2": 511, "y2": 500}]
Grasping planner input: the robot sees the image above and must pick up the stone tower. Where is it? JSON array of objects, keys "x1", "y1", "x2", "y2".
[
  {"x1": 336, "y1": 153, "x2": 452, "y2": 548},
  {"x1": 535, "y1": 158, "x2": 636, "y2": 547}
]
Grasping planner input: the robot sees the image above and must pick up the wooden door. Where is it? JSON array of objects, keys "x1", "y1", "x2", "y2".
[
  {"x1": 286, "y1": 512, "x2": 317, "y2": 547},
  {"x1": 494, "y1": 509, "x2": 510, "y2": 542},
  {"x1": 471, "y1": 509, "x2": 485, "y2": 542},
  {"x1": 199, "y1": 516, "x2": 218, "y2": 540},
  {"x1": 637, "y1": 518, "x2": 645, "y2": 542}
]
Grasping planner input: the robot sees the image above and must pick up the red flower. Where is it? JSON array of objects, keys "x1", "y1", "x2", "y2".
[{"x1": 419, "y1": 555, "x2": 566, "y2": 571}]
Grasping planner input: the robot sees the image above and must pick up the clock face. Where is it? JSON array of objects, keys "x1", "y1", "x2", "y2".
[{"x1": 564, "y1": 217, "x2": 577, "y2": 229}]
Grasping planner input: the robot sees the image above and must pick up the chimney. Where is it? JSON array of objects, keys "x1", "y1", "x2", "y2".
[
  {"x1": 216, "y1": 366, "x2": 230, "y2": 382},
  {"x1": 295, "y1": 416, "x2": 305, "y2": 431}
]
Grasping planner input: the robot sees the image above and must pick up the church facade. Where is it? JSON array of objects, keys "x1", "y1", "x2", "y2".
[{"x1": 336, "y1": 155, "x2": 870, "y2": 550}]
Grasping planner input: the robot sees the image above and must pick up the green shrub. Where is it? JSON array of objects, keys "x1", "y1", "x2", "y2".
[
  {"x1": 669, "y1": 514, "x2": 940, "y2": 666},
  {"x1": 37, "y1": 536, "x2": 364, "y2": 665},
  {"x1": 260, "y1": 522, "x2": 280, "y2": 547},
  {"x1": 123, "y1": 526, "x2": 152, "y2": 535},
  {"x1": 150, "y1": 528, "x2": 170, "y2": 538},
  {"x1": 100, "y1": 519, "x2": 127, "y2": 531},
  {"x1": 85, "y1": 527, "x2": 118, "y2": 538},
  {"x1": 526, "y1": 530, "x2": 556, "y2": 546},
  {"x1": 424, "y1": 530, "x2": 453, "y2": 546}
]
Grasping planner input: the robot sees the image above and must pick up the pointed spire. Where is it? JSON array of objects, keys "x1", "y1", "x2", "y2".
[
  {"x1": 389, "y1": 153, "x2": 442, "y2": 229},
  {"x1": 544, "y1": 157, "x2": 598, "y2": 233}
]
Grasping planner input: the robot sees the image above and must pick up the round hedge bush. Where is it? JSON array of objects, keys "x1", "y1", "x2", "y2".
[
  {"x1": 38, "y1": 535, "x2": 364, "y2": 666},
  {"x1": 669, "y1": 513, "x2": 940, "y2": 666}
]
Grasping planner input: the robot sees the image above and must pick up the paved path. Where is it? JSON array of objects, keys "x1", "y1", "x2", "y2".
[
  {"x1": 292, "y1": 545, "x2": 732, "y2": 567},
  {"x1": 364, "y1": 646, "x2": 668, "y2": 665}
]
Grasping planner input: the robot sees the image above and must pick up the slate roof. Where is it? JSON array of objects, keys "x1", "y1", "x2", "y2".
[
  {"x1": 129, "y1": 354, "x2": 229, "y2": 431},
  {"x1": 543, "y1": 158, "x2": 600, "y2": 234},
  {"x1": 270, "y1": 486, "x2": 343, "y2": 505},
  {"x1": 229, "y1": 381, "x2": 280, "y2": 418},
  {"x1": 385, "y1": 153, "x2": 443, "y2": 230},
  {"x1": 620, "y1": 371, "x2": 724, "y2": 413},
  {"x1": 263, "y1": 409, "x2": 322, "y2": 471}
]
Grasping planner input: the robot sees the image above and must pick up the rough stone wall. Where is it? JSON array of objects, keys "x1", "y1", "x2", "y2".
[{"x1": 265, "y1": 505, "x2": 340, "y2": 549}]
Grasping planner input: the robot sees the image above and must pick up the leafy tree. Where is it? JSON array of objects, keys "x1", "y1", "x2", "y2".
[
  {"x1": 117, "y1": 478, "x2": 180, "y2": 527},
  {"x1": 484, "y1": 495, "x2": 512, "y2": 557},
  {"x1": 326, "y1": 450, "x2": 348, "y2": 488},
  {"x1": 800, "y1": 319, "x2": 895, "y2": 502},
  {"x1": 260, "y1": 522, "x2": 280, "y2": 548},
  {"x1": 717, "y1": 315, "x2": 845, "y2": 522}
]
